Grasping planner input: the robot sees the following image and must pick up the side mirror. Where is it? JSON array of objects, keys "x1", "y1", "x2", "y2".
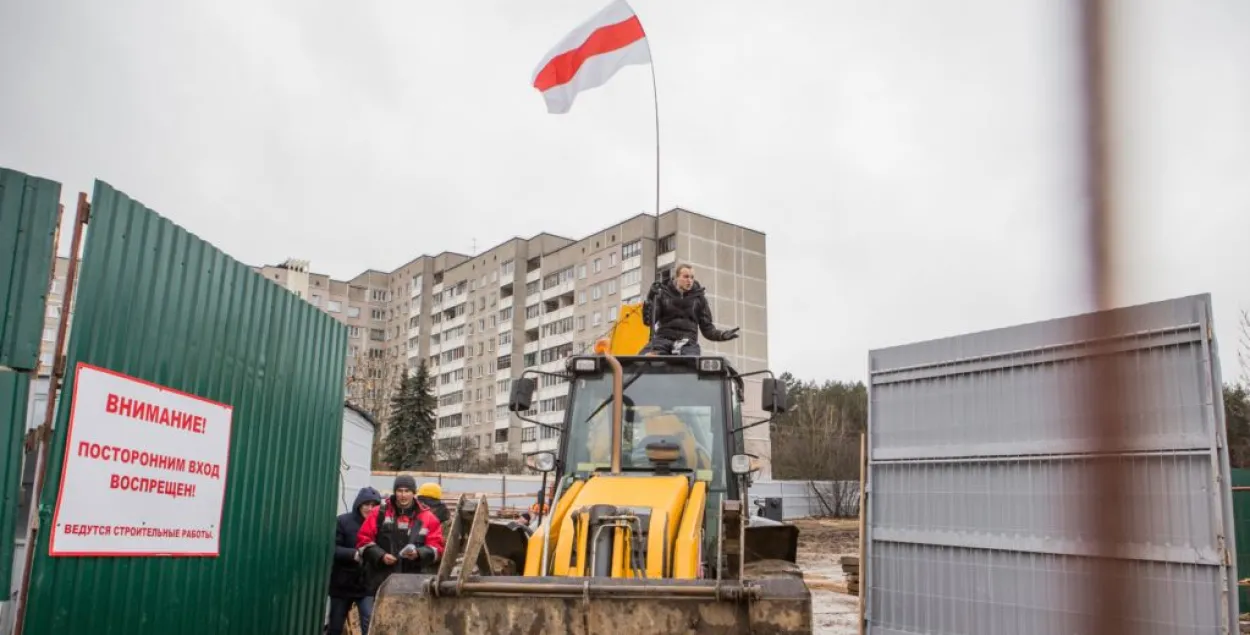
[
  {"x1": 509, "y1": 377, "x2": 537, "y2": 412},
  {"x1": 526, "y1": 451, "x2": 556, "y2": 473},
  {"x1": 760, "y1": 378, "x2": 789, "y2": 414}
]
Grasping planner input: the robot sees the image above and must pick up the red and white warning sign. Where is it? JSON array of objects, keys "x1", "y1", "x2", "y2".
[{"x1": 49, "y1": 363, "x2": 234, "y2": 557}]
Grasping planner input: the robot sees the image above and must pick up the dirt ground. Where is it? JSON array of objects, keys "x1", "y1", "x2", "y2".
[{"x1": 791, "y1": 517, "x2": 861, "y2": 635}]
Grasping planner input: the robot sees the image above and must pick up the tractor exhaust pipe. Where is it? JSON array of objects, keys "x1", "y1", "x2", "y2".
[{"x1": 602, "y1": 349, "x2": 624, "y2": 475}]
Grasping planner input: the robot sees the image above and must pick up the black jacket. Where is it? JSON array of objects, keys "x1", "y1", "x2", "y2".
[
  {"x1": 418, "y1": 495, "x2": 451, "y2": 531},
  {"x1": 642, "y1": 280, "x2": 733, "y2": 343},
  {"x1": 329, "y1": 486, "x2": 382, "y2": 598}
]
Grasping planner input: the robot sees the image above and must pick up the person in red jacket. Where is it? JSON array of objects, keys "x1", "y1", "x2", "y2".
[{"x1": 356, "y1": 475, "x2": 445, "y2": 594}]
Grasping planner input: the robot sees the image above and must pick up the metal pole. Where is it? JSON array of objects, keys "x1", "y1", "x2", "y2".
[
  {"x1": 14, "y1": 193, "x2": 89, "y2": 635},
  {"x1": 1077, "y1": 1, "x2": 1133, "y2": 632}
]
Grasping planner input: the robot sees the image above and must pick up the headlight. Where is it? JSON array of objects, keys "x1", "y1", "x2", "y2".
[
  {"x1": 730, "y1": 454, "x2": 753, "y2": 475},
  {"x1": 699, "y1": 358, "x2": 722, "y2": 372}
]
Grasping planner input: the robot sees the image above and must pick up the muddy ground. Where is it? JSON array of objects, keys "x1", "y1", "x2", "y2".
[{"x1": 791, "y1": 517, "x2": 860, "y2": 635}]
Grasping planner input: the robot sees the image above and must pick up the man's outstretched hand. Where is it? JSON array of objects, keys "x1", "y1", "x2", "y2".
[{"x1": 722, "y1": 327, "x2": 740, "y2": 341}]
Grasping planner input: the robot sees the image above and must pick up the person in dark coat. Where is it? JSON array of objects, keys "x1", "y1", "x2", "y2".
[
  {"x1": 416, "y1": 482, "x2": 451, "y2": 533},
  {"x1": 641, "y1": 263, "x2": 740, "y2": 355},
  {"x1": 357, "y1": 475, "x2": 446, "y2": 596},
  {"x1": 328, "y1": 486, "x2": 382, "y2": 635}
]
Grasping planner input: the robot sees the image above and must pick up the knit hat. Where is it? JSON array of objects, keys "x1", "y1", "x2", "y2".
[{"x1": 393, "y1": 474, "x2": 417, "y2": 493}]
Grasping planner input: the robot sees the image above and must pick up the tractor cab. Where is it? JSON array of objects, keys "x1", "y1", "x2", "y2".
[{"x1": 506, "y1": 348, "x2": 792, "y2": 580}]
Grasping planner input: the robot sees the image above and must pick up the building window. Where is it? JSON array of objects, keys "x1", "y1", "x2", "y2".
[
  {"x1": 577, "y1": 316, "x2": 586, "y2": 331},
  {"x1": 591, "y1": 284, "x2": 602, "y2": 301},
  {"x1": 498, "y1": 354, "x2": 512, "y2": 370},
  {"x1": 578, "y1": 291, "x2": 587, "y2": 305},
  {"x1": 523, "y1": 427, "x2": 537, "y2": 442},
  {"x1": 42, "y1": 328, "x2": 55, "y2": 342},
  {"x1": 594, "y1": 258, "x2": 602, "y2": 273},
  {"x1": 658, "y1": 233, "x2": 676, "y2": 254},
  {"x1": 621, "y1": 239, "x2": 642, "y2": 260},
  {"x1": 327, "y1": 300, "x2": 342, "y2": 313},
  {"x1": 577, "y1": 264, "x2": 587, "y2": 279},
  {"x1": 348, "y1": 326, "x2": 362, "y2": 338},
  {"x1": 592, "y1": 311, "x2": 602, "y2": 327},
  {"x1": 609, "y1": 252, "x2": 618, "y2": 267},
  {"x1": 620, "y1": 269, "x2": 641, "y2": 287},
  {"x1": 607, "y1": 279, "x2": 617, "y2": 295}
]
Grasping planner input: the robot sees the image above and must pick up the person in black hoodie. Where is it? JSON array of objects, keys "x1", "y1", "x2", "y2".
[
  {"x1": 328, "y1": 486, "x2": 382, "y2": 635},
  {"x1": 641, "y1": 263, "x2": 740, "y2": 355}
]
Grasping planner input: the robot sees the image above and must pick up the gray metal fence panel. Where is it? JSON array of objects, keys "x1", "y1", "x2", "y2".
[{"x1": 864, "y1": 294, "x2": 1237, "y2": 635}]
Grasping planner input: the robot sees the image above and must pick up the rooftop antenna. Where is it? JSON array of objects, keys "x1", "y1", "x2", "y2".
[{"x1": 472, "y1": 238, "x2": 477, "y2": 254}]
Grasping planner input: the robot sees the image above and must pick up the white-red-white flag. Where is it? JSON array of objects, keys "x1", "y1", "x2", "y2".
[{"x1": 531, "y1": 0, "x2": 651, "y2": 114}]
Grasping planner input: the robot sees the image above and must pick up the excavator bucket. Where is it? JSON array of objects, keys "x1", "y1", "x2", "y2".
[
  {"x1": 369, "y1": 574, "x2": 812, "y2": 635},
  {"x1": 368, "y1": 495, "x2": 813, "y2": 635}
]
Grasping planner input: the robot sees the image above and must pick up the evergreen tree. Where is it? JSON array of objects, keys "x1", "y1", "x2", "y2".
[{"x1": 382, "y1": 362, "x2": 438, "y2": 470}]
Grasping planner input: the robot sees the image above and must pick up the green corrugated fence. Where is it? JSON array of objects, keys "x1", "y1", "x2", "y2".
[
  {"x1": 0, "y1": 167, "x2": 61, "y2": 588},
  {"x1": 21, "y1": 180, "x2": 347, "y2": 635},
  {"x1": 1232, "y1": 468, "x2": 1250, "y2": 611}
]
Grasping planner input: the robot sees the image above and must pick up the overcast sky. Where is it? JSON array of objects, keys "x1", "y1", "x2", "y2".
[{"x1": 2, "y1": 0, "x2": 1247, "y2": 383}]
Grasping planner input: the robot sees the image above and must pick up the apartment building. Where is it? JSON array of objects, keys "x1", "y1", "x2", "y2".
[{"x1": 40, "y1": 207, "x2": 773, "y2": 475}]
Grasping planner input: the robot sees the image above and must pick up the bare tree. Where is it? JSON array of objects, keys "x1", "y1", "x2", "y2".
[
  {"x1": 346, "y1": 348, "x2": 405, "y2": 469},
  {"x1": 770, "y1": 379, "x2": 866, "y2": 482},
  {"x1": 1239, "y1": 308, "x2": 1249, "y2": 387},
  {"x1": 346, "y1": 348, "x2": 403, "y2": 424},
  {"x1": 434, "y1": 435, "x2": 489, "y2": 473}
]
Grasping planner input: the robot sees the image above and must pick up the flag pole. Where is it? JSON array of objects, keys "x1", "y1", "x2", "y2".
[{"x1": 629, "y1": 0, "x2": 660, "y2": 219}]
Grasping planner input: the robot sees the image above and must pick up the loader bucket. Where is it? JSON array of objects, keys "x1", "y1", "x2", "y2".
[
  {"x1": 368, "y1": 573, "x2": 813, "y2": 635},
  {"x1": 744, "y1": 523, "x2": 800, "y2": 564}
]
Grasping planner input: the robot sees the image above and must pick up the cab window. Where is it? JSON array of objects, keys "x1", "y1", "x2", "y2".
[{"x1": 564, "y1": 371, "x2": 727, "y2": 489}]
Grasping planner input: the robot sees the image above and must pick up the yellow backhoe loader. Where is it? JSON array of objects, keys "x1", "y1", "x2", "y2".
[{"x1": 369, "y1": 302, "x2": 812, "y2": 634}]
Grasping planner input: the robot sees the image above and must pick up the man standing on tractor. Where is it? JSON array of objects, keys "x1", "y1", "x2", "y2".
[
  {"x1": 356, "y1": 475, "x2": 446, "y2": 594},
  {"x1": 641, "y1": 263, "x2": 740, "y2": 355}
]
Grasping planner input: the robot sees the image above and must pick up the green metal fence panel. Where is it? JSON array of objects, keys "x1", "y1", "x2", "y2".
[
  {"x1": 22, "y1": 180, "x2": 347, "y2": 635},
  {"x1": 0, "y1": 369, "x2": 31, "y2": 587},
  {"x1": 0, "y1": 167, "x2": 61, "y2": 371},
  {"x1": 1232, "y1": 468, "x2": 1250, "y2": 610},
  {"x1": 0, "y1": 166, "x2": 60, "y2": 596}
]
